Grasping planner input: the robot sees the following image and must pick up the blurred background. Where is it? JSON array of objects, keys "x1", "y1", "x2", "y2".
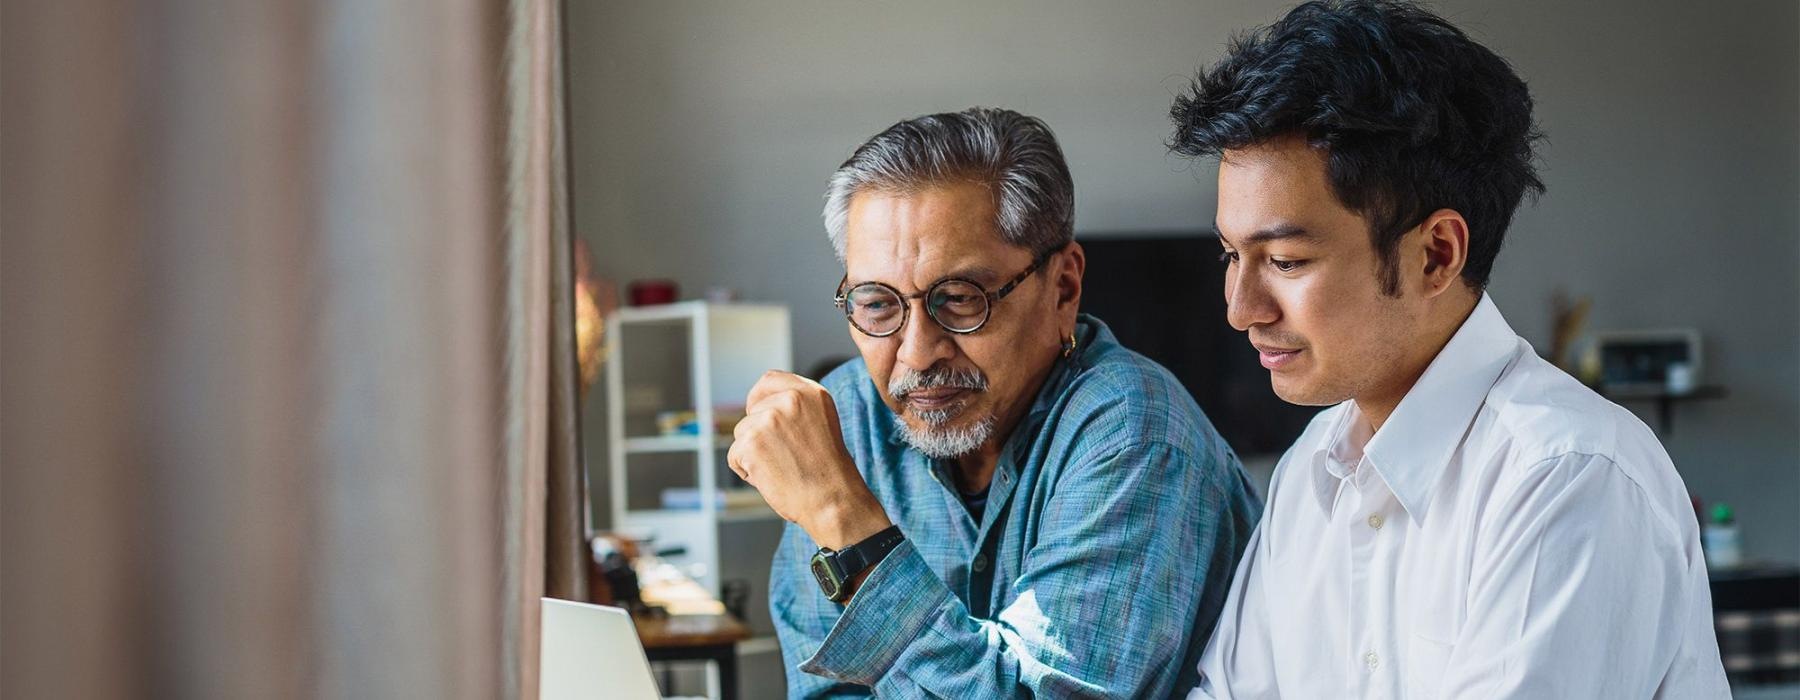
[
  {"x1": 567, "y1": 1, "x2": 1797, "y2": 696},
  {"x1": 5, "y1": 0, "x2": 1797, "y2": 698}
]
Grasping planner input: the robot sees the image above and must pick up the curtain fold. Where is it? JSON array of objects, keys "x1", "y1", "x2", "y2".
[
  {"x1": 543, "y1": 0, "x2": 590, "y2": 610},
  {"x1": 499, "y1": 0, "x2": 585, "y2": 695}
]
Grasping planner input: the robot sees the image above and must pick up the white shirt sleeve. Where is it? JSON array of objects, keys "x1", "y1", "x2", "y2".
[
  {"x1": 1190, "y1": 523, "x2": 1280, "y2": 700},
  {"x1": 1437, "y1": 452, "x2": 1724, "y2": 699}
]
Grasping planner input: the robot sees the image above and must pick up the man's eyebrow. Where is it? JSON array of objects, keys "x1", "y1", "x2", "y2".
[
  {"x1": 1213, "y1": 222, "x2": 1316, "y2": 244},
  {"x1": 847, "y1": 263, "x2": 1005, "y2": 291},
  {"x1": 936, "y1": 264, "x2": 1002, "y2": 285}
]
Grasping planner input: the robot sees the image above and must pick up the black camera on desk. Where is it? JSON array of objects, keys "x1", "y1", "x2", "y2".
[{"x1": 589, "y1": 534, "x2": 680, "y2": 616}]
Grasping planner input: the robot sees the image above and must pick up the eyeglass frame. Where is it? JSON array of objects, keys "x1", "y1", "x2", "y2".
[{"x1": 832, "y1": 246, "x2": 1062, "y2": 338}]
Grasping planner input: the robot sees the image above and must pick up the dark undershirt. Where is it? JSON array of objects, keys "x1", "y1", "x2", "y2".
[{"x1": 960, "y1": 483, "x2": 991, "y2": 522}]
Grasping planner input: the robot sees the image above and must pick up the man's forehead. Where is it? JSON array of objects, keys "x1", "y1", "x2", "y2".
[
  {"x1": 841, "y1": 186, "x2": 1026, "y2": 285},
  {"x1": 843, "y1": 238, "x2": 1016, "y2": 288},
  {"x1": 1218, "y1": 137, "x2": 1332, "y2": 196},
  {"x1": 1215, "y1": 141, "x2": 1352, "y2": 246}
]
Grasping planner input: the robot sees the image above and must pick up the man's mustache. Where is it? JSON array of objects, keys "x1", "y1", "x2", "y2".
[
  {"x1": 1248, "y1": 329, "x2": 1307, "y2": 349},
  {"x1": 888, "y1": 365, "x2": 989, "y2": 400}
]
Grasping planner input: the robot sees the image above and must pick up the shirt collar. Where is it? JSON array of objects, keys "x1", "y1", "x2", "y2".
[
  {"x1": 1305, "y1": 402, "x2": 1361, "y2": 512},
  {"x1": 1027, "y1": 315, "x2": 1101, "y2": 415},
  {"x1": 999, "y1": 314, "x2": 1104, "y2": 462},
  {"x1": 1354, "y1": 293, "x2": 1520, "y2": 523}
]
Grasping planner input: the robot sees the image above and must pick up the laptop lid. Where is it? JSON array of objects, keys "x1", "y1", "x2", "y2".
[{"x1": 539, "y1": 598, "x2": 662, "y2": 700}]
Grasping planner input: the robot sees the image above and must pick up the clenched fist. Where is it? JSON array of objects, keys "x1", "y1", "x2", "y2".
[{"x1": 727, "y1": 371, "x2": 892, "y2": 550}]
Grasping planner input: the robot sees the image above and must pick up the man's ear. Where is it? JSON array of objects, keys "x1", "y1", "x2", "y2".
[
  {"x1": 1415, "y1": 209, "x2": 1468, "y2": 298},
  {"x1": 1053, "y1": 241, "x2": 1085, "y2": 312}
]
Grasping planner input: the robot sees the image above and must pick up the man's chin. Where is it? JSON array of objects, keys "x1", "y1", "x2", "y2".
[
  {"x1": 893, "y1": 410, "x2": 997, "y2": 460},
  {"x1": 1270, "y1": 375, "x2": 1343, "y2": 407}
]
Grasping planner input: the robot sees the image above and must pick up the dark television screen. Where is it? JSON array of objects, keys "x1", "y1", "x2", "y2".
[{"x1": 1078, "y1": 234, "x2": 1319, "y2": 456}]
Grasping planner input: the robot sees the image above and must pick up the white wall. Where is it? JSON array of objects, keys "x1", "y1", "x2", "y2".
[{"x1": 569, "y1": 0, "x2": 1799, "y2": 561}]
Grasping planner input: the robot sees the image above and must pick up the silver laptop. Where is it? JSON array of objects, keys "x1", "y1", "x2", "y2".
[{"x1": 539, "y1": 598, "x2": 662, "y2": 700}]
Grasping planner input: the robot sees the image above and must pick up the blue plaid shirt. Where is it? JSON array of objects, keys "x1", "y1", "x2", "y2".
[{"x1": 770, "y1": 315, "x2": 1263, "y2": 698}]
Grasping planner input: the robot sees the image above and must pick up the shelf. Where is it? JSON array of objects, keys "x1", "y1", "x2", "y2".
[
  {"x1": 717, "y1": 502, "x2": 781, "y2": 522},
  {"x1": 1598, "y1": 385, "x2": 1727, "y2": 401},
  {"x1": 613, "y1": 300, "x2": 791, "y2": 325},
  {"x1": 624, "y1": 434, "x2": 733, "y2": 453},
  {"x1": 1599, "y1": 385, "x2": 1727, "y2": 436},
  {"x1": 625, "y1": 502, "x2": 781, "y2": 523}
]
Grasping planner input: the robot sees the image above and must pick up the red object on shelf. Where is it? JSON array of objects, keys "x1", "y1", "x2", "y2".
[{"x1": 627, "y1": 279, "x2": 678, "y2": 306}]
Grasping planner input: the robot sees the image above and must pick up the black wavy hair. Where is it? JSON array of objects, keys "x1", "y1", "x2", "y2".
[{"x1": 1170, "y1": 0, "x2": 1544, "y2": 292}]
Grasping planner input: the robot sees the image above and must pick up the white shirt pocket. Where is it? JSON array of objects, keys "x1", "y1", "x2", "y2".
[{"x1": 1405, "y1": 632, "x2": 1455, "y2": 699}]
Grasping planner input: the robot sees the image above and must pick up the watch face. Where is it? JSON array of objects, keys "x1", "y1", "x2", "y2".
[{"x1": 810, "y1": 554, "x2": 841, "y2": 599}]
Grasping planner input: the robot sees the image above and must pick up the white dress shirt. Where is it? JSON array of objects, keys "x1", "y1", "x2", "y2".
[{"x1": 1191, "y1": 295, "x2": 1729, "y2": 699}]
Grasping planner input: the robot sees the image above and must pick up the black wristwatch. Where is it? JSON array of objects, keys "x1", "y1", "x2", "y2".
[{"x1": 809, "y1": 525, "x2": 905, "y2": 602}]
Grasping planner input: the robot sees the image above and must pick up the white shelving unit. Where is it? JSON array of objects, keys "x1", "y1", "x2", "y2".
[
  {"x1": 604, "y1": 302, "x2": 791, "y2": 697},
  {"x1": 605, "y1": 301, "x2": 790, "y2": 591}
]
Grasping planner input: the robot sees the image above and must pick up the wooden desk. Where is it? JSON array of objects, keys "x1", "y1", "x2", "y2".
[
  {"x1": 636, "y1": 612, "x2": 751, "y2": 648},
  {"x1": 633, "y1": 557, "x2": 752, "y2": 700}
]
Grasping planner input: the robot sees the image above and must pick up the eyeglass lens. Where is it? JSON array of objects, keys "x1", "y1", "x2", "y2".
[{"x1": 844, "y1": 280, "x2": 989, "y2": 335}]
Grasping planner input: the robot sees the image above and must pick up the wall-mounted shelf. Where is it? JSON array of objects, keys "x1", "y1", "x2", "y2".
[{"x1": 1600, "y1": 385, "x2": 1727, "y2": 436}]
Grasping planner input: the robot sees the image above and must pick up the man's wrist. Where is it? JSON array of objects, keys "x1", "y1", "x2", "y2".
[
  {"x1": 809, "y1": 496, "x2": 892, "y2": 551},
  {"x1": 814, "y1": 524, "x2": 902, "y2": 603},
  {"x1": 839, "y1": 565, "x2": 877, "y2": 601}
]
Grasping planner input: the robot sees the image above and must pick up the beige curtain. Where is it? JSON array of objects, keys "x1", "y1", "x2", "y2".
[
  {"x1": 1, "y1": 0, "x2": 580, "y2": 697},
  {"x1": 505, "y1": 0, "x2": 590, "y2": 697}
]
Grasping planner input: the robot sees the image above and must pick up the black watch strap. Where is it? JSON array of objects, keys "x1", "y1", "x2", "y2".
[{"x1": 832, "y1": 524, "x2": 905, "y2": 579}]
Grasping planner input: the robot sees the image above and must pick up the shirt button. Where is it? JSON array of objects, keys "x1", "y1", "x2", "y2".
[
  {"x1": 972, "y1": 554, "x2": 988, "y2": 573},
  {"x1": 1367, "y1": 514, "x2": 1385, "y2": 530},
  {"x1": 1364, "y1": 651, "x2": 1380, "y2": 670}
]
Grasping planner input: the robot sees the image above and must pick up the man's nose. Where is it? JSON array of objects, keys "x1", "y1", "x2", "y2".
[
  {"x1": 1225, "y1": 268, "x2": 1279, "y2": 331},
  {"x1": 894, "y1": 300, "x2": 956, "y2": 371}
]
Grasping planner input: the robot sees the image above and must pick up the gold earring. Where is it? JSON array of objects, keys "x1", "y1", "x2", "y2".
[{"x1": 1061, "y1": 331, "x2": 1077, "y2": 358}]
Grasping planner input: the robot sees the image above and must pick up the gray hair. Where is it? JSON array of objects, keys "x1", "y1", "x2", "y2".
[{"x1": 823, "y1": 107, "x2": 1076, "y2": 262}]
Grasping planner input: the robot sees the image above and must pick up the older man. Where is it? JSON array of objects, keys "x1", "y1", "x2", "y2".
[{"x1": 726, "y1": 107, "x2": 1261, "y2": 698}]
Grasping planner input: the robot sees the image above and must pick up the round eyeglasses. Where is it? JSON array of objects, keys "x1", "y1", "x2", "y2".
[{"x1": 832, "y1": 250, "x2": 1056, "y2": 337}]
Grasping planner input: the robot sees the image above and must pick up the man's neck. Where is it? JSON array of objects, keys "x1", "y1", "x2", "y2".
[
  {"x1": 1354, "y1": 292, "x2": 1480, "y2": 435},
  {"x1": 948, "y1": 347, "x2": 1059, "y2": 493},
  {"x1": 948, "y1": 409, "x2": 1019, "y2": 493},
  {"x1": 951, "y1": 453, "x2": 999, "y2": 495}
]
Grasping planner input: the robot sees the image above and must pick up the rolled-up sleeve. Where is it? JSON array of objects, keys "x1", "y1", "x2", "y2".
[
  {"x1": 770, "y1": 519, "x2": 873, "y2": 699},
  {"x1": 800, "y1": 540, "x2": 951, "y2": 683}
]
